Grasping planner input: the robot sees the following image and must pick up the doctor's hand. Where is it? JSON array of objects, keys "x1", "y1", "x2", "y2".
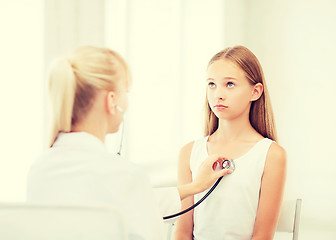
[
  {"x1": 177, "y1": 154, "x2": 232, "y2": 201},
  {"x1": 192, "y1": 154, "x2": 233, "y2": 193}
]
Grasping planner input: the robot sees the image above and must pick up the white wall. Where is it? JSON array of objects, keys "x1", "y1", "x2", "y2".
[
  {"x1": 0, "y1": 0, "x2": 43, "y2": 201},
  {"x1": 44, "y1": 0, "x2": 106, "y2": 72},
  {"x1": 104, "y1": 0, "x2": 227, "y2": 186},
  {"x1": 232, "y1": 0, "x2": 336, "y2": 238}
]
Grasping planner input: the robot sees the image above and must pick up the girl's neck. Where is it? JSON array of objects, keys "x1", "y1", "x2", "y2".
[{"x1": 211, "y1": 116, "x2": 255, "y2": 143}]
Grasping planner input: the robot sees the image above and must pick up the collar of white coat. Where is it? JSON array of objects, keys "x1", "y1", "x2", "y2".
[{"x1": 53, "y1": 132, "x2": 106, "y2": 152}]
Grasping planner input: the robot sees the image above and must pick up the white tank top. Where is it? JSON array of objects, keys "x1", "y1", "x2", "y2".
[{"x1": 190, "y1": 136, "x2": 273, "y2": 240}]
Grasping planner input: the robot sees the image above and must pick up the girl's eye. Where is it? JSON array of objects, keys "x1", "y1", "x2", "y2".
[
  {"x1": 227, "y1": 82, "x2": 235, "y2": 88},
  {"x1": 208, "y1": 82, "x2": 216, "y2": 88}
]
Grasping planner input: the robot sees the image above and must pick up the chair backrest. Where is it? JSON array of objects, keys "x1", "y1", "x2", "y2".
[
  {"x1": 276, "y1": 199, "x2": 302, "y2": 240},
  {"x1": 0, "y1": 202, "x2": 128, "y2": 240}
]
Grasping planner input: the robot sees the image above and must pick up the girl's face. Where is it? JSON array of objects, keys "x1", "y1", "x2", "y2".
[{"x1": 206, "y1": 59, "x2": 259, "y2": 121}]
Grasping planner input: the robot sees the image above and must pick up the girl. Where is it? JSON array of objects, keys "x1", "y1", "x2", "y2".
[
  {"x1": 174, "y1": 46, "x2": 286, "y2": 240},
  {"x1": 27, "y1": 45, "x2": 231, "y2": 239}
]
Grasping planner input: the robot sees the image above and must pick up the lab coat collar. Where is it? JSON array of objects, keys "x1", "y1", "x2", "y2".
[{"x1": 53, "y1": 132, "x2": 107, "y2": 152}]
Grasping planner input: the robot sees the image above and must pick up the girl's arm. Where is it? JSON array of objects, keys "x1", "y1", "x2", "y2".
[
  {"x1": 174, "y1": 142, "x2": 195, "y2": 240},
  {"x1": 252, "y1": 143, "x2": 287, "y2": 240}
]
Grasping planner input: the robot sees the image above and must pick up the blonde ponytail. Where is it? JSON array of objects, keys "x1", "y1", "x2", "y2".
[
  {"x1": 48, "y1": 58, "x2": 76, "y2": 147},
  {"x1": 46, "y1": 46, "x2": 131, "y2": 148}
]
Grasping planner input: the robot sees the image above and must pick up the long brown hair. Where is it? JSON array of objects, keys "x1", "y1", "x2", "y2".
[{"x1": 204, "y1": 46, "x2": 277, "y2": 141}]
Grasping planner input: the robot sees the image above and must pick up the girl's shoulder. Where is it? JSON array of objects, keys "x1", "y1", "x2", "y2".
[
  {"x1": 177, "y1": 141, "x2": 195, "y2": 174},
  {"x1": 268, "y1": 141, "x2": 286, "y2": 156},
  {"x1": 179, "y1": 136, "x2": 208, "y2": 157},
  {"x1": 179, "y1": 141, "x2": 195, "y2": 160},
  {"x1": 266, "y1": 141, "x2": 287, "y2": 167}
]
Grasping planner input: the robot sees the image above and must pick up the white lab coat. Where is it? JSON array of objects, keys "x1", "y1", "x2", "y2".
[{"x1": 27, "y1": 132, "x2": 180, "y2": 240}]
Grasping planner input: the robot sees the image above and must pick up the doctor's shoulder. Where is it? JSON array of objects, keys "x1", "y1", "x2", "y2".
[
  {"x1": 27, "y1": 146, "x2": 61, "y2": 170},
  {"x1": 104, "y1": 152, "x2": 153, "y2": 182},
  {"x1": 94, "y1": 152, "x2": 141, "y2": 174}
]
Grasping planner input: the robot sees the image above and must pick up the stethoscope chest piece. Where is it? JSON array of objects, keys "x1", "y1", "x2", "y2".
[
  {"x1": 212, "y1": 158, "x2": 235, "y2": 172},
  {"x1": 222, "y1": 159, "x2": 235, "y2": 172}
]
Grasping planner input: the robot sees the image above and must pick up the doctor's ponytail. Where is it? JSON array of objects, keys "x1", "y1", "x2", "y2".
[
  {"x1": 47, "y1": 46, "x2": 131, "y2": 148},
  {"x1": 48, "y1": 58, "x2": 76, "y2": 147}
]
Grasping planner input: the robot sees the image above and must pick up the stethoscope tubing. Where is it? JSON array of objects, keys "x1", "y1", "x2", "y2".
[{"x1": 162, "y1": 176, "x2": 223, "y2": 220}]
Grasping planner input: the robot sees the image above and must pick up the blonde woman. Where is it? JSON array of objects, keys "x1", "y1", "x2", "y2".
[
  {"x1": 26, "y1": 46, "x2": 231, "y2": 239},
  {"x1": 174, "y1": 46, "x2": 286, "y2": 240}
]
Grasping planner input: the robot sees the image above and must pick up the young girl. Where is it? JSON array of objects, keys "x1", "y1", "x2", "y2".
[
  {"x1": 27, "y1": 45, "x2": 231, "y2": 239},
  {"x1": 174, "y1": 46, "x2": 286, "y2": 240}
]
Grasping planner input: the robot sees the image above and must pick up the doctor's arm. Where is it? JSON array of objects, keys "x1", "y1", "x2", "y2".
[{"x1": 252, "y1": 143, "x2": 287, "y2": 240}]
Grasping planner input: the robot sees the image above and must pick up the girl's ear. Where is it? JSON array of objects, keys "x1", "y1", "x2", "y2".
[
  {"x1": 251, "y1": 83, "x2": 263, "y2": 101},
  {"x1": 106, "y1": 91, "x2": 116, "y2": 115}
]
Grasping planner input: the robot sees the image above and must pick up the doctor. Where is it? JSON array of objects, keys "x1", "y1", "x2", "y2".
[{"x1": 27, "y1": 46, "x2": 231, "y2": 239}]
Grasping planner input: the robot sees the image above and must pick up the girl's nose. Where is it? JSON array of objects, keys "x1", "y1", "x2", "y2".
[{"x1": 215, "y1": 88, "x2": 225, "y2": 100}]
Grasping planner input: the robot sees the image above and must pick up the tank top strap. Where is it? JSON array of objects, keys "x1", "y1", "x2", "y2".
[
  {"x1": 250, "y1": 138, "x2": 274, "y2": 171},
  {"x1": 260, "y1": 138, "x2": 274, "y2": 151},
  {"x1": 189, "y1": 136, "x2": 208, "y2": 173}
]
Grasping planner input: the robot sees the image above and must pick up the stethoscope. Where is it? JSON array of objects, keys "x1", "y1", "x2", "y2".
[
  {"x1": 163, "y1": 158, "x2": 235, "y2": 220},
  {"x1": 115, "y1": 105, "x2": 236, "y2": 220},
  {"x1": 116, "y1": 105, "x2": 125, "y2": 156},
  {"x1": 117, "y1": 122, "x2": 124, "y2": 156}
]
